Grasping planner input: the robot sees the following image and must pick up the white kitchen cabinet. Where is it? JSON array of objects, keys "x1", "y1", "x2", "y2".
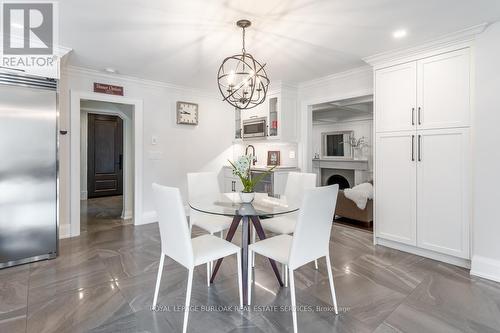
[
  {"x1": 222, "y1": 166, "x2": 298, "y2": 195},
  {"x1": 239, "y1": 83, "x2": 298, "y2": 142},
  {"x1": 373, "y1": 46, "x2": 472, "y2": 265},
  {"x1": 416, "y1": 128, "x2": 470, "y2": 258},
  {"x1": 375, "y1": 131, "x2": 417, "y2": 245},
  {"x1": 375, "y1": 62, "x2": 417, "y2": 133},
  {"x1": 417, "y1": 48, "x2": 471, "y2": 130},
  {"x1": 224, "y1": 177, "x2": 243, "y2": 192}
]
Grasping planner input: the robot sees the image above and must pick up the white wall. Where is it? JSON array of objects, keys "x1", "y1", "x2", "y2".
[
  {"x1": 470, "y1": 22, "x2": 500, "y2": 282},
  {"x1": 58, "y1": 67, "x2": 236, "y2": 234},
  {"x1": 232, "y1": 141, "x2": 299, "y2": 168},
  {"x1": 297, "y1": 67, "x2": 374, "y2": 172}
]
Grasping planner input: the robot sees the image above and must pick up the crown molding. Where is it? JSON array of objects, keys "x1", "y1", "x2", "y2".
[
  {"x1": 61, "y1": 65, "x2": 222, "y2": 99},
  {"x1": 363, "y1": 23, "x2": 488, "y2": 68},
  {"x1": 298, "y1": 65, "x2": 373, "y2": 90}
]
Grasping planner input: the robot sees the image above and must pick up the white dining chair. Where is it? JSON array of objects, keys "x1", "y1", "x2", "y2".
[
  {"x1": 258, "y1": 172, "x2": 317, "y2": 282},
  {"x1": 152, "y1": 183, "x2": 243, "y2": 333},
  {"x1": 187, "y1": 172, "x2": 233, "y2": 283},
  {"x1": 248, "y1": 184, "x2": 339, "y2": 333}
]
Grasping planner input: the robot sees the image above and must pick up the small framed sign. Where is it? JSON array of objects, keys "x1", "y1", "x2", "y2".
[
  {"x1": 267, "y1": 151, "x2": 281, "y2": 166},
  {"x1": 93, "y1": 83, "x2": 124, "y2": 96},
  {"x1": 177, "y1": 101, "x2": 199, "y2": 125}
]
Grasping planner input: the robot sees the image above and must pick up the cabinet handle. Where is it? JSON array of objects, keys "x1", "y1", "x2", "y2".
[
  {"x1": 418, "y1": 135, "x2": 422, "y2": 162},
  {"x1": 232, "y1": 181, "x2": 235, "y2": 192},
  {"x1": 411, "y1": 135, "x2": 415, "y2": 161},
  {"x1": 418, "y1": 107, "x2": 422, "y2": 125},
  {"x1": 411, "y1": 107, "x2": 415, "y2": 126}
]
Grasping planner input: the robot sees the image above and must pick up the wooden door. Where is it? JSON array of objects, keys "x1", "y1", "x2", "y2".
[
  {"x1": 375, "y1": 62, "x2": 417, "y2": 133},
  {"x1": 88, "y1": 114, "x2": 123, "y2": 198},
  {"x1": 416, "y1": 48, "x2": 471, "y2": 130},
  {"x1": 375, "y1": 131, "x2": 417, "y2": 245},
  {"x1": 416, "y1": 128, "x2": 470, "y2": 258}
]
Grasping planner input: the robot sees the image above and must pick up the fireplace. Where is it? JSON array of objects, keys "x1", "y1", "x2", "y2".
[
  {"x1": 321, "y1": 168, "x2": 354, "y2": 189},
  {"x1": 326, "y1": 174, "x2": 350, "y2": 189}
]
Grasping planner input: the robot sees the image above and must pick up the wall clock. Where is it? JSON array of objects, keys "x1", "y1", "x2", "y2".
[{"x1": 176, "y1": 101, "x2": 199, "y2": 125}]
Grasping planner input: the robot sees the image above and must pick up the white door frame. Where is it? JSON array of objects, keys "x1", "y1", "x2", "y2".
[
  {"x1": 70, "y1": 90, "x2": 143, "y2": 237},
  {"x1": 298, "y1": 89, "x2": 373, "y2": 172}
]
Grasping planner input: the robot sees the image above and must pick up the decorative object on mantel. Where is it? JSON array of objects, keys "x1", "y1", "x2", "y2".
[
  {"x1": 228, "y1": 155, "x2": 275, "y2": 203},
  {"x1": 267, "y1": 151, "x2": 281, "y2": 166},
  {"x1": 217, "y1": 19, "x2": 270, "y2": 110},
  {"x1": 93, "y1": 83, "x2": 123, "y2": 96},
  {"x1": 176, "y1": 101, "x2": 199, "y2": 125},
  {"x1": 342, "y1": 135, "x2": 369, "y2": 160}
]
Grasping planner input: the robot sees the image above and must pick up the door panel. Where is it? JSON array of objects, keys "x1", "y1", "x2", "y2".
[
  {"x1": 88, "y1": 114, "x2": 123, "y2": 198},
  {"x1": 417, "y1": 48, "x2": 470, "y2": 129},
  {"x1": 375, "y1": 62, "x2": 417, "y2": 132},
  {"x1": 375, "y1": 131, "x2": 417, "y2": 245},
  {"x1": 416, "y1": 128, "x2": 470, "y2": 258}
]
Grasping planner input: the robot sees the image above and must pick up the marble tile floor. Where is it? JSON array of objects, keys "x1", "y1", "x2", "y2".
[{"x1": 1, "y1": 197, "x2": 500, "y2": 332}]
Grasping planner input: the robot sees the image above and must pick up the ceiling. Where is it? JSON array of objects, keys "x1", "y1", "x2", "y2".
[
  {"x1": 313, "y1": 95, "x2": 373, "y2": 123},
  {"x1": 60, "y1": 0, "x2": 500, "y2": 92}
]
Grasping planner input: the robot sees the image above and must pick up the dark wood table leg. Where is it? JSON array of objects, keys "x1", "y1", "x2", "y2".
[
  {"x1": 210, "y1": 215, "x2": 242, "y2": 283},
  {"x1": 250, "y1": 216, "x2": 284, "y2": 287}
]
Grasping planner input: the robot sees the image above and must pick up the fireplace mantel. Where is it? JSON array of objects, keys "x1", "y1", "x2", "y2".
[{"x1": 312, "y1": 159, "x2": 369, "y2": 171}]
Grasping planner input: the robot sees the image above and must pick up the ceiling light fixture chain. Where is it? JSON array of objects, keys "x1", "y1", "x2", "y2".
[{"x1": 217, "y1": 19, "x2": 270, "y2": 110}]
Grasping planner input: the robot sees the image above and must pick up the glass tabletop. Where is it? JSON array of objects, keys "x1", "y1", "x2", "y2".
[{"x1": 189, "y1": 192, "x2": 300, "y2": 217}]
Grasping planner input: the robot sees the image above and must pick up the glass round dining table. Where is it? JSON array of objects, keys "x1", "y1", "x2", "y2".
[{"x1": 189, "y1": 192, "x2": 299, "y2": 305}]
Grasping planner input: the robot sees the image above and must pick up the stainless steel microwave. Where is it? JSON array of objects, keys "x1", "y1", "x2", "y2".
[{"x1": 242, "y1": 117, "x2": 267, "y2": 138}]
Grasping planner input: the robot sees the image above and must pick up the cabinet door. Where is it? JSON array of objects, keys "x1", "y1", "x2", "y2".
[
  {"x1": 375, "y1": 62, "x2": 417, "y2": 133},
  {"x1": 416, "y1": 128, "x2": 470, "y2": 258},
  {"x1": 224, "y1": 178, "x2": 235, "y2": 192},
  {"x1": 375, "y1": 132, "x2": 417, "y2": 245},
  {"x1": 417, "y1": 48, "x2": 470, "y2": 129}
]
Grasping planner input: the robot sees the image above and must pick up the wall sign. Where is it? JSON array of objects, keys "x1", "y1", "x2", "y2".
[{"x1": 93, "y1": 83, "x2": 124, "y2": 96}]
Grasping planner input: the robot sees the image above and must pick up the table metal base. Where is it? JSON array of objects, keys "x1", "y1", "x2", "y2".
[{"x1": 210, "y1": 215, "x2": 284, "y2": 305}]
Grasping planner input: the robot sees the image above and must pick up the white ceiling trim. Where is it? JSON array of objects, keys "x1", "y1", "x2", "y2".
[
  {"x1": 363, "y1": 23, "x2": 488, "y2": 68},
  {"x1": 298, "y1": 65, "x2": 372, "y2": 90},
  {"x1": 62, "y1": 65, "x2": 222, "y2": 99}
]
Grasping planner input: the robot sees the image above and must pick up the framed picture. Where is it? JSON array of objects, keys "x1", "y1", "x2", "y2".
[
  {"x1": 267, "y1": 151, "x2": 281, "y2": 166},
  {"x1": 176, "y1": 101, "x2": 199, "y2": 125}
]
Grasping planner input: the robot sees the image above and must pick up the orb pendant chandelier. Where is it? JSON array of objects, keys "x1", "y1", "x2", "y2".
[{"x1": 217, "y1": 19, "x2": 270, "y2": 110}]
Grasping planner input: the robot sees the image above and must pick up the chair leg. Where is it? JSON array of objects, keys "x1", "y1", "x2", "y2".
[
  {"x1": 247, "y1": 249, "x2": 253, "y2": 305},
  {"x1": 152, "y1": 253, "x2": 165, "y2": 307},
  {"x1": 314, "y1": 259, "x2": 319, "y2": 270},
  {"x1": 206, "y1": 262, "x2": 211, "y2": 287},
  {"x1": 236, "y1": 251, "x2": 243, "y2": 309},
  {"x1": 183, "y1": 268, "x2": 194, "y2": 333},
  {"x1": 325, "y1": 254, "x2": 338, "y2": 315},
  {"x1": 252, "y1": 228, "x2": 256, "y2": 267},
  {"x1": 282, "y1": 263, "x2": 288, "y2": 287},
  {"x1": 289, "y1": 268, "x2": 298, "y2": 333}
]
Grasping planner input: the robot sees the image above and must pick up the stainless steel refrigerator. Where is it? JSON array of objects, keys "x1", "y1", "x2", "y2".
[{"x1": 0, "y1": 70, "x2": 58, "y2": 268}]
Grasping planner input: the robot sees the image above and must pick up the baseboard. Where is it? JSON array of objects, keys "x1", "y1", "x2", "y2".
[
  {"x1": 80, "y1": 191, "x2": 88, "y2": 200},
  {"x1": 376, "y1": 237, "x2": 471, "y2": 269},
  {"x1": 137, "y1": 210, "x2": 157, "y2": 225},
  {"x1": 59, "y1": 223, "x2": 71, "y2": 239},
  {"x1": 471, "y1": 255, "x2": 500, "y2": 283},
  {"x1": 121, "y1": 210, "x2": 133, "y2": 220}
]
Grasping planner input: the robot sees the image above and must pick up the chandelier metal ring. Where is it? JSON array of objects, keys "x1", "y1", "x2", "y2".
[{"x1": 217, "y1": 20, "x2": 270, "y2": 110}]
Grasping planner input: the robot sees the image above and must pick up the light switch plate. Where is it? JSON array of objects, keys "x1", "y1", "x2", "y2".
[{"x1": 289, "y1": 150, "x2": 296, "y2": 159}]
